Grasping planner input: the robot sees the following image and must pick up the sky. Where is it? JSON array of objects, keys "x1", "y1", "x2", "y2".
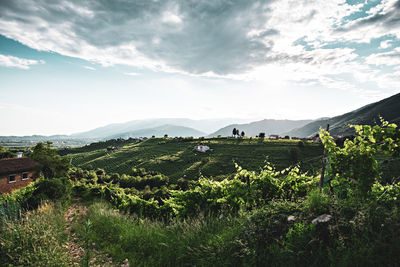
[{"x1": 0, "y1": 0, "x2": 399, "y2": 136}]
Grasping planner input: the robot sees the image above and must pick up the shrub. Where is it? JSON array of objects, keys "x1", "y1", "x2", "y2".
[
  {"x1": 26, "y1": 177, "x2": 72, "y2": 208},
  {"x1": 319, "y1": 120, "x2": 399, "y2": 198}
]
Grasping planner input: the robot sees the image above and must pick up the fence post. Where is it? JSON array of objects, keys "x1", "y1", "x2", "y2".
[{"x1": 319, "y1": 124, "x2": 330, "y2": 192}]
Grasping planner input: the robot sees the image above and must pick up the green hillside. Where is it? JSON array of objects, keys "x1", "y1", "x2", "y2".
[
  {"x1": 286, "y1": 92, "x2": 400, "y2": 137},
  {"x1": 67, "y1": 137, "x2": 323, "y2": 181}
]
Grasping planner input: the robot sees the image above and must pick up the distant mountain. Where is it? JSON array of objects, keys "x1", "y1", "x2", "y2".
[
  {"x1": 71, "y1": 118, "x2": 250, "y2": 140},
  {"x1": 106, "y1": 124, "x2": 206, "y2": 139},
  {"x1": 208, "y1": 119, "x2": 313, "y2": 137},
  {"x1": 285, "y1": 92, "x2": 400, "y2": 137}
]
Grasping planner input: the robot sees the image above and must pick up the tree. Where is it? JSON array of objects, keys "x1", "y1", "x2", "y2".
[
  {"x1": 232, "y1": 128, "x2": 237, "y2": 137},
  {"x1": 241, "y1": 131, "x2": 245, "y2": 137},
  {"x1": 259, "y1": 132, "x2": 265, "y2": 138},
  {"x1": 164, "y1": 134, "x2": 168, "y2": 138},
  {"x1": 30, "y1": 142, "x2": 69, "y2": 178}
]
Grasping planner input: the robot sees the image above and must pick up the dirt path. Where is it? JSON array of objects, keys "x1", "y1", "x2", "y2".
[
  {"x1": 63, "y1": 203, "x2": 88, "y2": 266},
  {"x1": 63, "y1": 201, "x2": 129, "y2": 267}
]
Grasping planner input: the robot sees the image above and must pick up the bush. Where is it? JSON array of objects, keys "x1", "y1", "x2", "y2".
[
  {"x1": 26, "y1": 177, "x2": 72, "y2": 208},
  {"x1": 319, "y1": 120, "x2": 399, "y2": 198}
]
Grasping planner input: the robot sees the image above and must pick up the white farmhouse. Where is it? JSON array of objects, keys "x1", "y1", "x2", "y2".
[{"x1": 194, "y1": 144, "x2": 210, "y2": 153}]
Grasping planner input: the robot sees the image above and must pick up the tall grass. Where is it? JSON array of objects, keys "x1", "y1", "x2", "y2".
[
  {"x1": 81, "y1": 198, "x2": 400, "y2": 266},
  {"x1": 84, "y1": 202, "x2": 243, "y2": 266},
  {"x1": 0, "y1": 202, "x2": 71, "y2": 266}
]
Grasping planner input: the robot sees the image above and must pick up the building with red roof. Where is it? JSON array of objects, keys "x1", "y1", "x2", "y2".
[{"x1": 0, "y1": 157, "x2": 39, "y2": 194}]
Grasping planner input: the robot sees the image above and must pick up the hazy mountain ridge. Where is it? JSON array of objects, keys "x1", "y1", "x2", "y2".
[
  {"x1": 71, "y1": 118, "x2": 251, "y2": 140},
  {"x1": 2, "y1": 93, "x2": 399, "y2": 142},
  {"x1": 285, "y1": 92, "x2": 400, "y2": 137},
  {"x1": 208, "y1": 119, "x2": 314, "y2": 137},
  {"x1": 106, "y1": 124, "x2": 206, "y2": 139}
]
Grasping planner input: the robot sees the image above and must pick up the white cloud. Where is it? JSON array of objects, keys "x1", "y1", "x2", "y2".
[
  {"x1": 365, "y1": 47, "x2": 400, "y2": 66},
  {"x1": 0, "y1": 0, "x2": 398, "y2": 97},
  {"x1": 83, "y1": 65, "x2": 96, "y2": 70},
  {"x1": 0, "y1": 54, "x2": 44, "y2": 69},
  {"x1": 334, "y1": 0, "x2": 400, "y2": 42},
  {"x1": 380, "y1": 40, "x2": 392, "y2": 49},
  {"x1": 161, "y1": 5, "x2": 183, "y2": 25}
]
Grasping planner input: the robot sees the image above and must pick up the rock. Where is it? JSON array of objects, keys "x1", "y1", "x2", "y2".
[
  {"x1": 287, "y1": 215, "x2": 296, "y2": 222},
  {"x1": 312, "y1": 214, "x2": 332, "y2": 224},
  {"x1": 121, "y1": 258, "x2": 130, "y2": 267}
]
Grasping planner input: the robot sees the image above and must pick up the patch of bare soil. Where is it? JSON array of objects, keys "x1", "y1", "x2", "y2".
[{"x1": 63, "y1": 202, "x2": 130, "y2": 266}]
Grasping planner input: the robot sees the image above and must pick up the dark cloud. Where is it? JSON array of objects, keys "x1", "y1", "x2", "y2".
[
  {"x1": 338, "y1": 0, "x2": 400, "y2": 32},
  {"x1": 0, "y1": 0, "x2": 279, "y2": 74}
]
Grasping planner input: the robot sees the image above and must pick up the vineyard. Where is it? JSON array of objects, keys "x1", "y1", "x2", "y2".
[
  {"x1": 65, "y1": 137, "x2": 323, "y2": 181},
  {"x1": 1, "y1": 121, "x2": 400, "y2": 266}
]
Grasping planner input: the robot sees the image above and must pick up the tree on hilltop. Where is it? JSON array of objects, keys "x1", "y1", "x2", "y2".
[{"x1": 30, "y1": 142, "x2": 69, "y2": 178}]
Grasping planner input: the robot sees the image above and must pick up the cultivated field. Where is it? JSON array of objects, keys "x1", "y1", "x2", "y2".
[{"x1": 65, "y1": 137, "x2": 323, "y2": 181}]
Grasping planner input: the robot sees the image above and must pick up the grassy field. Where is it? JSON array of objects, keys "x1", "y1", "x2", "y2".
[{"x1": 66, "y1": 137, "x2": 323, "y2": 181}]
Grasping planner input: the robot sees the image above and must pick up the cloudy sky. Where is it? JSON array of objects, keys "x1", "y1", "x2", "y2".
[{"x1": 0, "y1": 0, "x2": 399, "y2": 135}]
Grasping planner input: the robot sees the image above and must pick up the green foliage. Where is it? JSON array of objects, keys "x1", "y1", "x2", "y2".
[
  {"x1": 31, "y1": 142, "x2": 70, "y2": 178},
  {"x1": 2, "y1": 120, "x2": 400, "y2": 266},
  {"x1": 279, "y1": 166, "x2": 317, "y2": 200},
  {"x1": 83, "y1": 202, "x2": 244, "y2": 266},
  {"x1": 82, "y1": 219, "x2": 92, "y2": 267},
  {"x1": 287, "y1": 147, "x2": 300, "y2": 163},
  {"x1": 0, "y1": 181, "x2": 37, "y2": 205},
  {"x1": 284, "y1": 222, "x2": 317, "y2": 258},
  {"x1": 0, "y1": 145, "x2": 16, "y2": 159},
  {"x1": 67, "y1": 137, "x2": 323, "y2": 181},
  {"x1": 298, "y1": 140, "x2": 305, "y2": 148},
  {"x1": 26, "y1": 177, "x2": 72, "y2": 208},
  {"x1": 0, "y1": 201, "x2": 22, "y2": 222},
  {"x1": 303, "y1": 189, "x2": 330, "y2": 215},
  {"x1": 319, "y1": 119, "x2": 400, "y2": 198},
  {"x1": 78, "y1": 195, "x2": 400, "y2": 266},
  {"x1": 119, "y1": 174, "x2": 169, "y2": 190},
  {"x1": 0, "y1": 202, "x2": 71, "y2": 266},
  {"x1": 69, "y1": 163, "x2": 315, "y2": 219}
]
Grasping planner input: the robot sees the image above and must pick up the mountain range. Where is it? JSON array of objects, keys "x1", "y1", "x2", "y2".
[
  {"x1": 70, "y1": 118, "x2": 251, "y2": 140},
  {"x1": 105, "y1": 124, "x2": 206, "y2": 139},
  {"x1": 1, "y1": 92, "x2": 399, "y2": 142}
]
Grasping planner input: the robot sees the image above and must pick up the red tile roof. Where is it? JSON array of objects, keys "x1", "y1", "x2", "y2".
[{"x1": 0, "y1": 157, "x2": 39, "y2": 175}]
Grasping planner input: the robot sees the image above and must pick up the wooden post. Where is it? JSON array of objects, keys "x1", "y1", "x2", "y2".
[{"x1": 319, "y1": 124, "x2": 330, "y2": 192}]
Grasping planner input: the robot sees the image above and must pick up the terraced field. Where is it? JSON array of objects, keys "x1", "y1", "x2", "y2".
[{"x1": 67, "y1": 137, "x2": 324, "y2": 181}]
